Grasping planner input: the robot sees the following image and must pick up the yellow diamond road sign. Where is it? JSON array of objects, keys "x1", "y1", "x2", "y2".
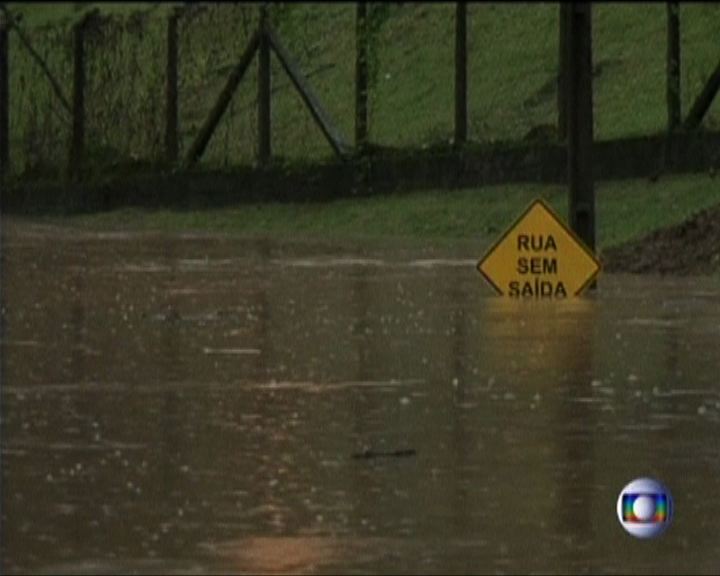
[{"x1": 477, "y1": 198, "x2": 601, "y2": 298}]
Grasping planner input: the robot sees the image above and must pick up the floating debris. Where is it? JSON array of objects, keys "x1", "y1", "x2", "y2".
[
  {"x1": 202, "y1": 347, "x2": 261, "y2": 355},
  {"x1": 352, "y1": 448, "x2": 417, "y2": 460}
]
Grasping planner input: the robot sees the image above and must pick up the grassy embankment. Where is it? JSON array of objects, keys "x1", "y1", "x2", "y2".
[
  {"x1": 4, "y1": 4, "x2": 720, "y2": 251},
  {"x1": 14, "y1": 174, "x2": 715, "y2": 257}
]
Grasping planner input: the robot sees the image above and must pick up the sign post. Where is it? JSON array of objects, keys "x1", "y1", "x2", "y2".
[
  {"x1": 477, "y1": 199, "x2": 601, "y2": 299},
  {"x1": 567, "y1": 2, "x2": 596, "y2": 253}
]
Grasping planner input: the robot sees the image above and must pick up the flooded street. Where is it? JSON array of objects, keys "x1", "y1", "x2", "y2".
[{"x1": 2, "y1": 220, "x2": 720, "y2": 574}]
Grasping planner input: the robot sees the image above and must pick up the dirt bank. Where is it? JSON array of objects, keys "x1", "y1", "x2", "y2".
[{"x1": 603, "y1": 202, "x2": 720, "y2": 275}]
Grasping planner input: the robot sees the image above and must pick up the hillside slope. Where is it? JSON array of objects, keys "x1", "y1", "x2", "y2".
[{"x1": 5, "y1": 3, "x2": 720, "y2": 173}]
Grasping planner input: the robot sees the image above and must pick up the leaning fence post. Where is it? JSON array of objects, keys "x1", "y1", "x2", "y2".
[
  {"x1": 666, "y1": 2, "x2": 681, "y2": 134},
  {"x1": 683, "y1": 59, "x2": 720, "y2": 130},
  {"x1": 69, "y1": 13, "x2": 92, "y2": 181},
  {"x1": 355, "y1": 3, "x2": 368, "y2": 151},
  {"x1": 265, "y1": 23, "x2": 351, "y2": 157},
  {"x1": 0, "y1": 13, "x2": 9, "y2": 181},
  {"x1": 454, "y1": 2, "x2": 467, "y2": 147},
  {"x1": 258, "y1": 5, "x2": 271, "y2": 166},
  {"x1": 183, "y1": 31, "x2": 260, "y2": 168},
  {"x1": 165, "y1": 8, "x2": 179, "y2": 165}
]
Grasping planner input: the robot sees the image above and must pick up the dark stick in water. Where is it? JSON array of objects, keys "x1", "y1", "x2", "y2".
[{"x1": 352, "y1": 448, "x2": 417, "y2": 460}]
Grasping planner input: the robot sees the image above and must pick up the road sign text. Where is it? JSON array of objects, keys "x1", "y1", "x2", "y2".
[{"x1": 477, "y1": 199, "x2": 601, "y2": 298}]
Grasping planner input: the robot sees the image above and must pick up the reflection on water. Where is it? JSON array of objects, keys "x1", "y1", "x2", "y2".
[{"x1": 2, "y1": 221, "x2": 720, "y2": 574}]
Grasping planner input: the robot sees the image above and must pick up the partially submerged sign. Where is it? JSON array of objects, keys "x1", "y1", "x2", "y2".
[{"x1": 477, "y1": 199, "x2": 601, "y2": 298}]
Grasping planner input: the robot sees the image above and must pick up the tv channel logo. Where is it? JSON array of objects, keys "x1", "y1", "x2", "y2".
[{"x1": 617, "y1": 477, "x2": 673, "y2": 539}]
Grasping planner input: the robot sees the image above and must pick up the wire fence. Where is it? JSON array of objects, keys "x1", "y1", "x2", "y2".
[
  {"x1": 84, "y1": 11, "x2": 166, "y2": 168},
  {"x1": 2, "y1": 3, "x2": 720, "y2": 181},
  {"x1": 8, "y1": 19, "x2": 72, "y2": 176}
]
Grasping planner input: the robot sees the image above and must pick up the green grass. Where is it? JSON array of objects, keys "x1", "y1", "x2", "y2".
[
  {"x1": 30, "y1": 174, "x2": 720, "y2": 253},
  {"x1": 5, "y1": 3, "x2": 720, "y2": 176},
  {"x1": 5, "y1": 2, "x2": 181, "y2": 26}
]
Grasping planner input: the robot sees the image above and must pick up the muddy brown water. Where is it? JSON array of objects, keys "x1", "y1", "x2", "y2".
[{"x1": 2, "y1": 221, "x2": 720, "y2": 574}]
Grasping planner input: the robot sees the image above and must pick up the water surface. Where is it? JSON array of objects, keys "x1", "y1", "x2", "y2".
[{"x1": 2, "y1": 221, "x2": 719, "y2": 574}]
